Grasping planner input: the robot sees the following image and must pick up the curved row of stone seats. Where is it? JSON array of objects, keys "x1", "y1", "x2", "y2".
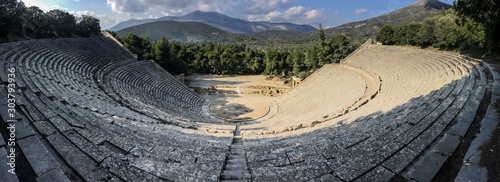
[
  {"x1": 0, "y1": 38, "x2": 233, "y2": 181},
  {"x1": 339, "y1": 46, "x2": 473, "y2": 117},
  {"x1": 244, "y1": 71, "x2": 478, "y2": 181},
  {"x1": 239, "y1": 45, "x2": 492, "y2": 181},
  {"x1": 261, "y1": 64, "x2": 369, "y2": 130},
  {"x1": 103, "y1": 60, "x2": 221, "y2": 123},
  {"x1": 240, "y1": 45, "x2": 473, "y2": 135},
  {"x1": 4, "y1": 38, "x2": 211, "y2": 126}
]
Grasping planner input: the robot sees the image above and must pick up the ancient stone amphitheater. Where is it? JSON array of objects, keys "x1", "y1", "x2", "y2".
[{"x1": 0, "y1": 37, "x2": 498, "y2": 181}]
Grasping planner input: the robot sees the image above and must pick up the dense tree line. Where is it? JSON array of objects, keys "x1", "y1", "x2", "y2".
[
  {"x1": 376, "y1": 9, "x2": 486, "y2": 51},
  {"x1": 115, "y1": 27, "x2": 354, "y2": 77},
  {"x1": 376, "y1": 0, "x2": 499, "y2": 52},
  {"x1": 454, "y1": 0, "x2": 499, "y2": 51},
  {"x1": 1, "y1": 0, "x2": 101, "y2": 42}
]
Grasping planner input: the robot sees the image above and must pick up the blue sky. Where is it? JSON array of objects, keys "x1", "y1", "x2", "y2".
[{"x1": 23, "y1": 0, "x2": 454, "y2": 30}]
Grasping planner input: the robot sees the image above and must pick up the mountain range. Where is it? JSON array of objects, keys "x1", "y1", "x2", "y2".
[
  {"x1": 109, "y1": 10, "x2": 317, "y2": 34},
  {"x1": 113, "y1": 0, "x2": 452, "y2": 44},
  {"x1": 323, "y1": 0, "x2": 452, "y2": 41}
]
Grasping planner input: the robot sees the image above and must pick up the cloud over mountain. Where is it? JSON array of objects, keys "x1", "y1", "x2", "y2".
[
  {"x1": 353, "y1": 8, "x2": 368, "y2": 15},
  {"x1": 105, "y1": 0, "x2": 326, "y2": 25}
]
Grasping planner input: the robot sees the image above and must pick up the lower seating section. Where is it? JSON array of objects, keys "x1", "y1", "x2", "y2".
[
  {"x1": 0, "y1": 38, "x2": 232, "y2": 181},
  {"x1": 250, "y1": 64, "x2": 372, "y2": 132},
  {"x1": 241, "y1": 45, "x2": 474, "y2": 135},
  {"x1": 103, "y1": 60, "x2": 220, "y2": 124}
]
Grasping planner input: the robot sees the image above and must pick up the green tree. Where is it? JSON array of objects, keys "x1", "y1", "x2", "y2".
[
  {"x1": 141, "y1": 35, "x2": 153, "y2": 59},
  {"x1": 417, "y1": 17, "x2": 438, "y2": 46},
  {"x1": 405, "y1": 23, "x2": 422, "y2": 46},
  {"x1": 455, "y1": 0, "x2": 500, "y2": 50},
  {"x1": 330, "y1": 34, "x2": 351, "y2": 63},
  {"x1": 292, "y1": 49, "x2": 305, "y2": 75},
  {"x1": 376, "y1": 25, "x2": 394, "y2": 45},
  {"x1": 122, "y1": 34, "x2": 148, "y2": 59},
  {"x1": 0, "y1": 0, "x2": 26, "y2": 38},
  {"x1": 433, "y1": 14, "x2": 460, "y2": 48},
  {"x1": 264, "y1": 50, "x2": 279, "y2": 75},
  {"x1": 76, "y1": 15, "x2": 100, "y2": 37},
  {"x1": 458, "y1": 16, "x2": 486, "y2": 49},
  {"x1": 22, "y1": 6, "x2": 49, "y2": 38},
  {"x1": 46, "y1": 9, "x2": 76, "y2": 37},
  {"x1": 317, "y1": 24, "x2": 326, "y2": 47},
  {"x1": 152, "y1": 36, "x2": 169, "y2": 65},
  {"x1": 305, "y1": 47, "x2": 319, "y2": 70}
]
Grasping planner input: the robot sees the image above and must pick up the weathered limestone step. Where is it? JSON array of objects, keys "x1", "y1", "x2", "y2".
[
  {"x1": 0, "y1": 147, "x2": 19, "y2": 182},
  {"x1": 224, "y1": 164, "x2": 247, "y2": 171},
  {"x1": 356, "y1": 166, "x2": 395, "y2": 182},
  {"x1": 221, "y1": 125, "x2": 249, "y2": 181},
  {"x1": 453, "y1": 63, "x2": 498, "y2": 182},
  {"x1": 100, "y1": 154, "x2": 164, "y2": 181},
  {"x1": 35, "y1": 168, "x2": 71, "y2": 182},
  {"x1": 0, "y1": 85, "x2": 7, "y2": 105},
  {"x1": 62, "y1": 130, "x2": 112, "y2": 163},
  {"x1": 407, "y1": 152, "x2": 449, "y2": 182},
  {"x1": 17, "y1": 135, "x2": 70, "y2": 181},
  {"x1": 221, "y1": 170, "x2": 247, "y2": 180},
  {"x1": 47, "y1": 133, "x2": 112, "y2": 181},
  {"x1": 401, "y1": 66, "x2": 487, "y2": 181},
  {"x1": 13, "y1": 114, "x2": 37, "y2": 140},
  {"x1": 0, "y1": 132, "x2": 5, "y2": 147},
  {"x1": 0, "y1": 63, "x2": 9, "y2": 83}
]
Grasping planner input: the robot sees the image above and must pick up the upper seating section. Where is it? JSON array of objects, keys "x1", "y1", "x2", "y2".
[
  {"x1": 241, "y1": 44, "x2": 476, "y2": 136},
  {"x1": 253, "y1": 64, "x2": 371, "y2": 132},
  {"x1": 103, "y1": 60, "x2": 219, "y2": 123},
  {"x1": 240, "y1": 44, "x2": 493, "y2": 181},
  {"x1": 0, "y1": 37, "x2": 213, "y2": 124}
]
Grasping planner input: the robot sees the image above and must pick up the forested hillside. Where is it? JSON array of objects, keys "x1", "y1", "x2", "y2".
[
  {"x1": 116, "y1": 21, "x2": 238, "y2": 43},
  {"x1": 375, "y1": 0, "x2": 499, "y2": 54},
  {"x1": 322, "y1": 0, "x2": 452, "y2": 43},
  {"x1": 0, "y1": 0, "x2": 101, "y2": 43},
  {"x1": 112, "y1": 26, "x2": 354, "y2": 77}
]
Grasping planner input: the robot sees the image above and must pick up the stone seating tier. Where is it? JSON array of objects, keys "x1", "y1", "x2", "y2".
[{"x1": 0, "y1": 38, "x2": 495, "y2": 181}]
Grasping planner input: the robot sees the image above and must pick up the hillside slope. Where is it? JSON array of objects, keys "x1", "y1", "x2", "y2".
[
  {"x1": 116, "y1": 21, "x2": 238, "y2": 43},
  {"x1": 110, "y1": 10, "x2": 317, "y2": 34},
  {"x1": 114, "y1": 0, "x2": 451, "y2": 45},
  {"x1": 322, "y1": 0, "x2": 452, "y2": 41}
]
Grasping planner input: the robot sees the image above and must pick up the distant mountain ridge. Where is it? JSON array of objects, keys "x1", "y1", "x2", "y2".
[
  {"x1": 109, "y1": 10, "x2": 317, "y2": 34},
  {"x1": 114, "y1": 0, "x2": 452, "y2": 44},
  {"x1": 116, "y1": 21, "x2": 236, "y2": 43},
  {"x1": 322, "y1": 0, "x2": 452, "y2": 41}
]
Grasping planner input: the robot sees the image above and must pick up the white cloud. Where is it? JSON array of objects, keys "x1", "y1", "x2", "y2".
[
  {"x1": 106, "y1": 0, "x2": 234, "y2": 16},
  {"x1": 239, "y1": 0, "x2": 293, "y2": 14},
  {"x1": 248, "y1": 6, "x2": 326, "y2": 25},
  {"x1": 353, "y1": 8, "x2": 368, "y2": 15},
  {"x1": 304, "y1": 9, "x2": 323, "y2": 19},
  {"x1": 22, "y1": 0, "x2": 60, "y2": 12},
  {"x1": 69, "y1": 10, "x2": 97, "y2": 16},
  {"x1": 284, "y1": 6, "x2": 305, "y2": 18},
  {"x1": 264, "y1": 11, "x2": 283, "y2": 21},
  {"x1": 106, "y1": 0, "x2": 149, "y2": 13},
  {"x1": 104, "y1": 0, "x2": 325, "y2": 27}
]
